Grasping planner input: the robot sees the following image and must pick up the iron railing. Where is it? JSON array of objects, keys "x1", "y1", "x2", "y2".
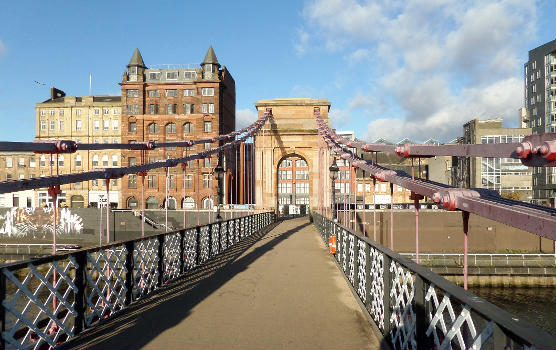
[
  {"x1": 312, "y1": 213, "x2": 555, "y2": 350},
  {"x1": 0, "y1": 212, "x2": 275, "y2": 350}
]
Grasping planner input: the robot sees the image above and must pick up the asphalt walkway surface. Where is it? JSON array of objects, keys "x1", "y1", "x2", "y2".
[{"x1": 60, "y1": 217, "x2": 385, "y2": 349}]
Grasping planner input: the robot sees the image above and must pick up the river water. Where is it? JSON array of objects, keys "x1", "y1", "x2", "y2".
[{"x1": 469, "y1": 287, "x2": 556, "y2": 337}]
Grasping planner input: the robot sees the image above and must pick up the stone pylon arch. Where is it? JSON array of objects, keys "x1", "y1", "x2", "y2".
[{"x1": 254, "y1": 98, "x2": 332, "y2": 214}]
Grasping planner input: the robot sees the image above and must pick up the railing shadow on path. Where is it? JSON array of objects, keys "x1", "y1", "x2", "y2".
[{"x1": 57, "y1": 218, "x2": 310, "y2": 350}]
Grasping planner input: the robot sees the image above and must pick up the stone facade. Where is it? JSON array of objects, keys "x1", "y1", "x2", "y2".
[
  {"x1": 0, "y1": 152, "x2": 38, "y2": 207},
  {"x1": 120, "y1": 47, "x2": 235, "y2": 210},
  {"x1": 35, "y1": 90, "x2": 122, "y2": 207},
  {"x1": 254, "y1": 98, "x2": 332, "y2": 213}
]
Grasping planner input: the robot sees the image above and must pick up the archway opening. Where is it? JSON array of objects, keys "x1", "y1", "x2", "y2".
[{"x1": 277, "y1": 155, "x2": 309, "y2": 216}]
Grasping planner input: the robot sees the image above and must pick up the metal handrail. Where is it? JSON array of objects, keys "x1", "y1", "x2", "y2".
[
  {"x1": 0, "y1": 212, "x2": 275, "y2": 350},
  {"x1": 312, "y1": 213, "x2": 556, "y2": 350}
]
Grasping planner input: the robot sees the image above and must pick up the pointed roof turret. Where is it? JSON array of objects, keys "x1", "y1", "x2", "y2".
[
  {"x1": 202, "y1": 45, "x2": 220, "y2": 66},
  {"x1": 128, "y1": 48, "x2": 146, "y2": 68}
]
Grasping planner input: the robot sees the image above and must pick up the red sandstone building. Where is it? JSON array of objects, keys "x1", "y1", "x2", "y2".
[{"x1": 120, "y1": 47, "x2": 236, "y2": 210}]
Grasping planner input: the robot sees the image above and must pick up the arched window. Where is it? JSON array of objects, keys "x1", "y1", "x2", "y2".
[
  {"x1": 202, "y1": 197, "x2": 214, "y2": 209},
  {"x1": 146, "y1": 196, "x2": 159, "y2": 209},
  {"x1": 164, "y1": 197, "x2": 177, "y2": 210},
  {"x1": 182, "y1": 197, "x2": 195, "y2": 209},
  {"x1": 70, "y1": 195, "x2": 84, "y2": 208},
  {"x1": 183, "y1": 122, "x2": 193, "y2": 133},
  {"x1": 148, "y1": 122, "x2": 159, "y2": 134},
  {"x1": 102, "y1": 155, "x2": 109, "y2": 167},
  {"x1": 112, "y1": 155, "x2": 118, "y2": 166},
  {"x1": 127, "y1": 196, "x2": 138, "y2": 209},
  {"x1": 279, "y1": 159, "x2": 292, "y2": 168},
  {"x1": 295, "y1": 159, "x2": 308, "y2": 167},
  {"x1": 92, "y1": 155, "x2": 99, "y2": 167},
  {"x1": 166, "y1": 122, "x2": 176, "y2": 133}
]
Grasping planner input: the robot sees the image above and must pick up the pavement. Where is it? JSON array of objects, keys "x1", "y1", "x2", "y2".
[{"x1": 60, "y1": 217, "x2": 386, "y2": 349}]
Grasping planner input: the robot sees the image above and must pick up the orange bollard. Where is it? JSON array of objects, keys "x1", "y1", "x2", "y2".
[{"x1": 328, "y1": 235, "x2": 337, "y2": 255}]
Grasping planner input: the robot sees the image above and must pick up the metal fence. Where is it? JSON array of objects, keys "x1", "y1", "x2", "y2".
[
  {"x1": 0, "y1": 212, "x2": 274, "y2": 350},
  {"x1": 312, "y1": 213, "x2": 555, "y2": 350}
]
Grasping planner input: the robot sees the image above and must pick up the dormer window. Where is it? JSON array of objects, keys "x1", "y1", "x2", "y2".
[
  {"x1": 129, "y1": 67, "x2": 137, "y2": 74},
  {"x1": 149, "y1": 72, "x2": 161, "y2": 80},
  {"x1": 166, "y1": 71, "x2": 178, "y2": 80}
]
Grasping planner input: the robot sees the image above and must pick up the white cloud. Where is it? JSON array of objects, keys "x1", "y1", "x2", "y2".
[
  {"x1": 0, "y1": 39, "x2": 6, "y2": 56},
  {"x1": 236, "y1": 108, "x2": 258, "y2": 129},
  {"x1": 329, "y1": 108, "x2": 351, "y2": 127},
  {"x1": 294, "y1": 29, "x2": 310, "y2": 55},
  {"x1": 299, "y1": 0, "x2": 537, "y2": 141}
]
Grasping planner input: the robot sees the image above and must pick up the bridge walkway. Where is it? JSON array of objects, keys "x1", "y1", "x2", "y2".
[{"x1": 59, "y1": 217, "x2": 385, "y2": 349}]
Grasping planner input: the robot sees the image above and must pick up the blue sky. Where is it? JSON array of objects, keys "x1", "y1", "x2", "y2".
[{"x1": 0, "y1": 0, "x2": 554, "y2": 143}]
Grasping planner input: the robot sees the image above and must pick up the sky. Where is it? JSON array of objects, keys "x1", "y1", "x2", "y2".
[{"x1": 0, "y1": 0, "x2": 554, "y2": 143}]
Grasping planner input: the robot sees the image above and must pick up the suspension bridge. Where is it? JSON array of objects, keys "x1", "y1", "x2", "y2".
[{"x1": 0, "y1": 101, "x2": 555, "y2": 349}]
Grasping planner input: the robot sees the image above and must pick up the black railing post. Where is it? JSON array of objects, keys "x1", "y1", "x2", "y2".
[
  {"x1": 124, "y1": 241, "x2": 134, "y2": 305},
  {"x1": 196, "y1": 226, "x2": 202, "y2": 266},
  {"x1": 415, "y1": 275, "x2": 431, "y2": 349},
  {"x1": 74, "y1": 251, "x2": 86, "y2": 335},
  {"x1": 353, "y1": 235, "x2": 360, "y2": 289},
  {"x1": 208, "y1": 224, "x2": 213, "y2": 258},
  {"x1": 179, "y1": 229, "x2": 185, "y2": 274},
  {"x1": 157, "y1": 235, "x2": 164, "y2": 286},
  {"x1": 1, "y1": 269, "x2": 6, "y2": 350},
  {"x1": 383, "y1": 253, "x2": 392, "y2": 337},
  {"x1": 364, "y1": 243, "x2": 372, "y2": 312}
]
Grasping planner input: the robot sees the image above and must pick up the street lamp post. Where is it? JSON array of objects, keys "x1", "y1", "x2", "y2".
[
  {"x1": 215, "y1": 156, "x2": 225, "y2": 221},
  {"x1": 329, "y1": 157, "x2": 339, "y2": 222}
]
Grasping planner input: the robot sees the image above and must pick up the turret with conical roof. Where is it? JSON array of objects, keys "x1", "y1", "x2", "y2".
[
  {"x1": 126, "y1": 48, "x2": 146, "y2": 82},
  {"x1": 201, "y1": 46, "x2": 220, "y2": 80}
]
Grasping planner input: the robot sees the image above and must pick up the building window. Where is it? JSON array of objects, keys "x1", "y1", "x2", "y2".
[
  {"x1": 184, "y1": 89, "x2": 195, "y2": 96},
  {"x1": 147, "y1": 175, "x2": 157, "y2": 188},
  {"x1": 278, "y1": 170, "x2": 292, "y2": 180},
  {"x1": 40, "y1": 109, "x2": 46, "y2": 116},
  {"x1": 6, "y1": 174, "x2": 12, "y2": 181},
  {"x1": 295, "y1": 159, "x2": 307, "y2": 167},
  {"x1": 204, "y1": 121, "x2": 212, "y2": 132},
  {"x1": 204, "y1": 142, "x2": 211, "y2": 150},
  {"x1": 148, "y1": 122, "x2": 159, "y2": 134},
  {"x1": 208, "y1": 103, "x2": 214, "y2": 113},
  {"x1": 166, "y1": 89, "x2": 178, "y2": 97},
  {"x1": 112, "y1": 120, "x2": 119, "y2": 130},
  {"x1": 59, "y1": 110, "x2": 64, "y2": 116},
  {"x1": 49, "y1": 110, "x2": 55, "y2": 116},
  {"x1": 167, "y1": 104, "x2": 177, "y2": 114},
  {"x1": 129, "y1": 121, "x2": 137, "y2": 133},
  {"x1": 204, "y1": 157, "x2": 211, "y2": 168},
  {"x1": 40, "y1": 121, "x2": 46, "y2": 130},
  {"x1": 127, "y1": 89, "x2": 139, "y2": 98},
  {"x1": 103, "y1": 120, "x2": 109, "y2": 131},
  {"x1": 76, "y1": 120, "x2": 82, "y2": 130},
  {"x1": 126, "y1": 104, "x2": 139, "y2": 114},
  {"x1": 149, "y1": 72, "x2": 161, "y2": 80},
  {"x1": 296, "y1": 183, "x2": 309, "y2": 194},
  {"x1": 148, "y1": 89, "x2": 160, "y2": 97},
  {"x1": 76, "y1": 109, "x2": 82, "y2": 115},
  {"x1": 58, "y1": 120, "x2": 64, "y2": 131},
  {"x1": 94, "y1": 109, "x2": 100, "y2": 115},
  {"x1": 149, "y1": 104, "x2": 159, "y2": 114},
  {"x1": 102, "y1": 155, "x2": 108, "y2": 167},
  {"x1": 103, "y1": 108, "x2": 110, "y2": 114},
  {"x1": 183, "y1": 71, "x2": 196, "y2": 80},
  {"x1": 112, "y1": 155, "x2": 118, "y2": 166},
  {"x1": 49, "y1": 121, "x2": 55, "y2": 130},
  {"x1": 185, "y1": 103, "x2": 194, "y2": 114},
  {"x1": 92, "y1": 179, "x2": 98, "y2": 187},
  {"x1": 202, "y1": 104, "x2": 208, "y2": 113},
  {"x1": 6, "y1": 158, "x2": 12, "y2": 168},
  {"x1": 17, "y1": 157, "x2": 24, "y2": 168},
  {"x1": 93, "y1": 120, "x2": 100, "y2": 131},
  {"x1": 113, "y1": 108, "x2": 119, "y2": 114},
  {"x1": 278, "y1": 183, "x2": 292, "y2": 194},
  {"x1": 58, "y1": 155, "x2": 64, "y2": 167},
  {"x1": 166, "y1": 123, "x2": 176, "y2": 133},
  {"x1": 184, "y1": 174, "x2": 192, "y2": 188},
  {"x1": 128, "y1": 175, "x2": 137, "y2": 188},
  {"x1": 29, "y1": 158, "x2": 36, "y2": 168},
  {"x1": 39, "y1": 156, "x2": 46, "y2": 167},
  {"x1": 75, "y1": 155, "x2": 82, "y2": 167},
  {"x1": 184, "y1": 122, "x2": 194, "y2": 133},
  {"x1": 296, "y1": 170, "x2": 309, "y2": 179},
  {"x1": 203, "y1": 174, "x2": 212, "y2": 188},
  {"x1": 166, "y1": 72, "x2": 178, "y2": 80},
  {"x1": 279, "y1": 159, "x2": 292, "y2": 167},
  {"x1": 201, "y1": 87, "x2": 214, "y2": 96},
  {"x1": 92, "y1": 155, "x2": 99, "y2": 167},
  {"x1": 168, "y1": 175, "x2": 175, "y2": 188}
]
